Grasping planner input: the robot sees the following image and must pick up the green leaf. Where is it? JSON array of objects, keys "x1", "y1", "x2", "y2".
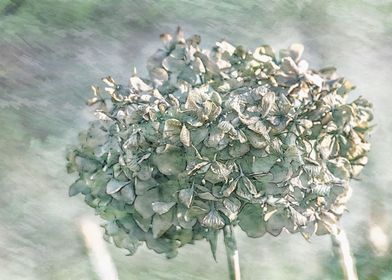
[
  {"x1": 104, "y1": 222, "x2": 119, "y2": 237},
  {"x1": 69, "y1": 179, "x2": 89, "y2": 197},
  {"x1": 106, "y1": 179, "x2": 129, "y2": 194},
  {"x1": 187, "y1": 200, "x2": 209, "y2": 218},
  {"x1": 134, "y1": 188, "x2": 160, "y2": 219},
  {"x1": 266, "y1": 211, "x2": 288, "y2": 236},
  {"x1": 190, "y1": 126, "x2": 209, "y2": 145},
  {"x1": 113, "y1": 233, "x2": 140, "y2": 256},
  {"x1": 120, "y1": 184, "x2": 135, "y2": 204},
  {"x1": 238, "y1": 204, "x2": 266, "y2": 238},
  {"x1": 152, "y1": 209, "x2": 173, "y2": 238},
  {"x1": 270, "y1": 164, "x2": 292, "y2": 183},
  {"x1": 134, "y1": 177, "x2": 158, "y2": 196},
  {"x1": 145, "y1": 232, "x2": 175, "y2": 255},
  {"x1": 177, "y1": 205, "x2": 197, "y2": 229},
  {"x1": 74, "y1": 156, "x2": 99, "y2": 173},
  {"x1": 136, "y1": 164, "x2": 152, "y2": 181},
  {"x1": 133, "y1": 212, "x2": 152, "y2": 233},
  {"x1": 206, "y1": 229, "x2": 218, "y2": 261},
  {"x1": 152, "y1": 145, "x2": 186, "y2": 176},
  {"x1": 228, "y1": 142, "x2": 250, "y2": 158},
  {"x1": 252, "y1": 155, "x2": 277, "y2": 174}
]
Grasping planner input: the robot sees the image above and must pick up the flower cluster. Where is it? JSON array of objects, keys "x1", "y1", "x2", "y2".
[{"x1": 67, "y1": 28, "x2": 373, "y2": 258}]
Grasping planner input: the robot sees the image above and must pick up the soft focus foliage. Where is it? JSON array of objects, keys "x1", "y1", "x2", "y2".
[{"x1": 67, "y1": 28, "x2": 372, "y2": 258}]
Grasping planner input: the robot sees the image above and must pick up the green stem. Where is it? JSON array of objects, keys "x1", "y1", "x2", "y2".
[
  {"x1": 330, "y1": 225, "x2": 358, "y2": 280},
  {"x1": 223, "y1": 225, "x2": 241, "y2": 280}
]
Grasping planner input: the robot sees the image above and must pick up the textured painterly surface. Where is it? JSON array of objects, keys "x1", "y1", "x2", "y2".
[{"x1": 0, "y1": 1, "x2": 391, "y2": 279}]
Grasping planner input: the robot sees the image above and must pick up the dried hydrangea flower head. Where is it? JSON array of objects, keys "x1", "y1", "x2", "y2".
[{"x1": 67, "y1": 27, "x2": 373, "y2": 260}]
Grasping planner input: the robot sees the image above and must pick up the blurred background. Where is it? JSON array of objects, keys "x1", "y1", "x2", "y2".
[{"x1": 0, "y1": 0, "x2": 391, "y2": 279}]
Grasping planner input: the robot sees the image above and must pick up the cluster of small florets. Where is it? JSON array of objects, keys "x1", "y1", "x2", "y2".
[{"x1": 67, "y1": 28, "x2": 373, "y2": 258}]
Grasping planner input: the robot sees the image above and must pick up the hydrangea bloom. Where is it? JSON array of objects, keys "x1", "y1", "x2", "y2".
[{"x1": 67, "y1": 28, "x2": 373, "y2": 259}]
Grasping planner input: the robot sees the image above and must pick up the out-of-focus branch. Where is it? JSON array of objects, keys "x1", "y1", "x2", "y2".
[
  {"x1": 80, "y1": 217, "x2": 119, "y2": 280},
  {"x1": 330, "y1": 225, "x2": 358, "y2": 280}
]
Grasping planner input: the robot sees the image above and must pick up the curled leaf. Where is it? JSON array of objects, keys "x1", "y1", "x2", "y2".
[
  {"x1": 260, "y1": 92, "x2": 276, "y2": 117},
  {"x1": 180, "y1": 125, "x2": 191, "y2": 147}
]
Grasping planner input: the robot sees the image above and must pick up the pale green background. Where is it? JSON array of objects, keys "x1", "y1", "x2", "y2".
[{"x1": 0, "y1": 1, "x2": 391, "y2": 279}]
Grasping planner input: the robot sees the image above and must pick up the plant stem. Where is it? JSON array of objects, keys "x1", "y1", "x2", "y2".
[
  {"x1": 330, "y1": 225, "x2": 358, "y2": 280},
  {"x1": 80, "y1": 217, "x2": 119, "y2": 280},
  {"x1": 223, "y1": 225, "x2": 241, "y2": 280}
]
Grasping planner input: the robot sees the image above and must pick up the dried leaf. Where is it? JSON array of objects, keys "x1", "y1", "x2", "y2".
[
  {"x1": 179, "y1": 188, "x2": 193, "y2": 208},
  {"x1": 180, "y1": 125, "x2": 191, "y2": 147},
  {"x1": 241, "y1": 176, "x2": 258, "y2": 196},
  {"x1": 130, "y1": 76, "x2": 153, "y2": 91},
  {"x1": 152, "y1": 202, "x2": 176, "y2": 215},
  {"x1": 289, "y1": 207, "x2": 307, "y2": 226},
  {"x1": 221, "y1": 177, "x2": 239, "y2": 197},
  {"x1": 289, "y1": 43, "x2": 304, "y2": 62},
  {"x1": 201, "y1": 209, "x2": 225, "y2": 230},
  {"x1": 260, "y1": 92, "x2": 276, "y2": 117},
  {"x1": 220, "y1": 197, "x2": 241, "y2": 221}
]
